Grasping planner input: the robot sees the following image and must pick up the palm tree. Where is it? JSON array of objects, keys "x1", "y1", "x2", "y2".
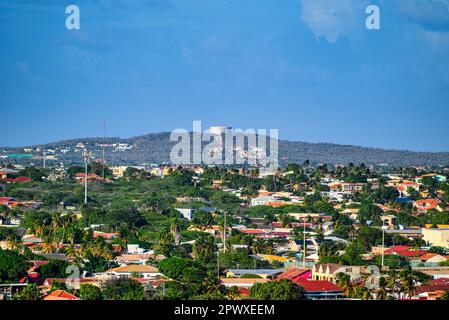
[
  {"x1": 357, "y1": 286, "x2": 373, "y2": 300},
  {"x1": 32, "y1": 224, "x2": 45, "y2": 238},
  {"x1": 193, "y1": 236, "x2": 216, "y2": 262},
  {"x1": 315, "y1": 223, "x2": 325, "y2": 243},
  {"x1": 398, "y1": 267, "x2": 417, "y2": 299},
  {"x1": 171, "y1": 220, "x2": 181, "y2": 246},
  {"x1": 335, "y1": 272, "x2": 354, "y2": 298},
  {"x1": 41, "y1": 237, "x2": 55, "y2": 253},
  {"x1": 65, "y1": 244, "x2": 78, "y2": 258},
  {"x1": 386, "y1": 271, "x2": 399, "y2": 299},
  {"x1": 226, "y1": 286, "x2": 240, "y2": 300},
  {"x1": 376, "y1": 276, "x2": 388, "y2": 300},
  {"x1": 59, "y1": 214, "x2": 76, "y2": 244},
  {"x1": 5, "y1": 235, "x2": 22, "y2": 251},
  {"x1": 202, "y1": 276, "x2": 226, "y2": 297},
  {"x1": 438, "y1": 290, "x2": 449, "y2": 300}
]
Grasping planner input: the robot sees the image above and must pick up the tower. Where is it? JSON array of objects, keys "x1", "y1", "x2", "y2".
[{"x1": 83, "y1": 147, "x2": 90, "y2": 204}]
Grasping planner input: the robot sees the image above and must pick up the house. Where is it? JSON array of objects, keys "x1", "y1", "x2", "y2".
[
  {"x1": 287, "y1": 239, "x2": 317, "y2": 253},
  {"x1": 18, "y1": 273, "x2": 41, "y2": 285},
  {"x1": 74, "y1": 173, "x2": 110, "y2": 183},
  {"x1": 418, "y1": 253, "x2": 448, "y2": 265},
  {"x1": 188, "y1": 225, "x2": 229, "y2": 237},
  {"x1": 225, "y1": 269, "x2": 284, "y2": 279},
  {"x1": 293, "y1": 279, "x2": 343, "y2": 300},
  {"x1": 386, "y1": 180, "x2": 421, "y2": 196},
  {"x1": 413, "y1": 266, "x2": 449, "y2": 279},
  {"x1": 384, "y1": 245, "x2": 428, "y2": 258},
  {"x1": 380, "y1": 215, "x2": 397, "y2": 227},
  {"x1": 414, "y1": 199, "x2": 442, "y2": 213},
  {"x1": 341, "y1": 208, "x2": 359, "y2": 219},
  {"x1": 93, "y1": 231, "x2": 119, "y2": 240},
  {"x1": 250, "y1": 196, "x2": 276, "y2": 207},
  {"x1": 312, "y1": 264, "x2": 364, "y2": 283},
  {"x1": 239, "y1": 229, "x2": 267, "y2": 236},
  {"x1": 220, "y1": 278, "x2": 270, "y2": 288},
  {"x1": 176, "y1": 196, "x2": 205, "y2": 203},
  {"x1": 111, "y1": 166, "x2": 129, "y2": 178},
  {"x1": 256, "y1": 254, "x2": 292, "y2": 264},
  {"x1": 422, "y1": 228, "x2": 449, "y2": 249},
  {"x1": 115, "y1": 253, "x2": 152, "y2": 265},
  {"x1": 4, "y1": 176, "x2": 32, "y2": 183},
  {"x1": 416, "y1": 174, "x2": 447, "y2": 183},
  {"x1": 105, "y1": 264, "x2": 162, "y2": 279},
  {"x1": 339, "y1": 183, "x2": 366, "y2": 193},
  {"x1": 275, "y1": 267, "x2": 312, "y2": 281},
  {"x1": 41, "y1": 278, "x2": 98, "y2": 290},
  {"x1": 126, "y1": 244, "x2": 145, "y2": 254},
  {"x1": 413, "y1": 278, "x2": 449, "y2": 300},
  {"x1": 0, "y1": 283, "x2": 28, "y2": 300},
  {"x1": 287, "y1": 213, "x2": 332, "y2": 222},
  {"x1": 175, "y1": 208, "x2": 195, "y2": 221},
  {"x1": 43, "y1": 290, "x2": 78, "y2": 300}
]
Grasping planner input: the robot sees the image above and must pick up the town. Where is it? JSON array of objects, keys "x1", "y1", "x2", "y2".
[{"x1": 1, "y1": 155, "x2": 449, "y2": 301}]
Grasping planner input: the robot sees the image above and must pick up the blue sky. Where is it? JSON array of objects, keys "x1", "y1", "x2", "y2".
[{"x1": 1, "y1": 0, "x2": 449, "y2": 151}]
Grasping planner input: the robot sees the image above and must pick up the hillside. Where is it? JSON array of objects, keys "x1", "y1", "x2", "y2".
[{"x1": 2, "y1": 132, "x2": 449, "y2": 166}]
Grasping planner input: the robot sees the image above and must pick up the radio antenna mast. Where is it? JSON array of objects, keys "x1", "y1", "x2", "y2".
[
  {"x1": 102, "y1": 121, "x2": 106, "y2": 180},
  {"x1": 83, "y1": 147, "x2": 90, "y2": 204},
  {"x1": 43, "y1": 147, "x2": 46, "y2": 169}
]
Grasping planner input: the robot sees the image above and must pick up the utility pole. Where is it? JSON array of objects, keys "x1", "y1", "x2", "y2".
[
  {"x1": 217, "y1": 251, "x2": 220, "y2": 280},
  {"x1": 381, "y1": 219, "x2": 385, "y2": 269},
  {"x1": 223, "y1": 212, "x2": 227, "y2": 253},
  {"x1": 43, "y1": 148, "x2": 46, "y2": 169},
  {"x1": 303, "y1": 219, "x2": 306, "y2": 268},
  {"x1": 102, "y1": 121, "x2": 106, "y2": 180},
  {"x1": 83, "y1": 148, "x2": 90, "y2": 204}
]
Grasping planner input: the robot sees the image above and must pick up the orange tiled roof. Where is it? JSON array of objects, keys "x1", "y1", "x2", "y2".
[{"x1": 43, "y1": 290, "x2": 78, "y2": 300}]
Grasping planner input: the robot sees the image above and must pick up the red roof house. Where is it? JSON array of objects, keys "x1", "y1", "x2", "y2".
[
  {"x1": 384, "y1": 246, "x2": 427, "y2": 258},
  {"x1": 43, "y1": 290, "x2": 78, "y2": 300}
]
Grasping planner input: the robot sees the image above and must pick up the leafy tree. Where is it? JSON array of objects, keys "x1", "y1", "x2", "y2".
[
  {"x1": 14, "y1": 283, "x2": 42, "y2": 300},
  {"x1": 39, "y1": 260, "x2": 72, "y2": 279},
  {"x1": 219, "y1": 249, "x2": 268, "y2": 269},
  {"x1": 251, "y1": 279, "x2": 306, "y2": 300},
  {"x1": 158, "y1": 257, "x2": 205, "y2": 283},
  {"x1": 0, "y1": 249, "x2": 30, "y2": 283},
  {"x1": 357, "y1": 201, "x2": 383, "y2": 225},
  {"x1": 192, "y1": 235, "x2": 216, "y2": 263},
  {"x1": 18, "y1": 167, "x2": 46, "y2": 181},
  {"x1": 374, "y1": 254, "x2": 409, "y2": 269},
  {"x1": 356, "y1": 227, "x2": 382, "y2": 251},
  {"x1": 153, "y1": 281, "x2": 188, "y2": 300},
  {"x1": 79, "y1": 284, "x2": 103, "y2": 300},
  {"x1": 429, "y1": 246, "x2": 448, "y2": 255},
  {"x1": 50, "y1": 280, "x2": 68, "y2": 292},
  {"x1": 103, "y1": 278, "x2": 145, "y2": 300},
  {"x1": 339, "y1": 243, "x2": 364, "y2": 266}
]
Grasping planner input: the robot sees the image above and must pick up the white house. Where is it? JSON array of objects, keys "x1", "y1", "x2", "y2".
[
  {"x1": 175, "y1": 208, "x2": 195, "y2": 220},
  {"x1": 105, "y1": 265, "x2": 162, "y2": 279}
]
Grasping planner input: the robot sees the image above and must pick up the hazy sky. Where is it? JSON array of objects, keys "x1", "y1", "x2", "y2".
[{"x1": 1, "y1": 0, "x2": 449, "y2": 151}]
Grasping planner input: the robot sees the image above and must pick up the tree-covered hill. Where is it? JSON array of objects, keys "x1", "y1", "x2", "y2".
[{"x1": 2, "y1": 132, "x2": 449, "y2": 166}]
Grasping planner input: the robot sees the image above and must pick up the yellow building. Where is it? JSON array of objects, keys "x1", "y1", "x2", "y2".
[
  {"x1": 111, "y1": 166, "x2": 128, "y2": 178},
  {"x1": 422, "y1": 228, "x2": 449, "y2": 248}
]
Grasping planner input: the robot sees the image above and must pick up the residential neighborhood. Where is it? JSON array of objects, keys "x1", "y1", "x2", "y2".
[{"x1": 1, "y1": 160, "x2": 449, "y2": 301}]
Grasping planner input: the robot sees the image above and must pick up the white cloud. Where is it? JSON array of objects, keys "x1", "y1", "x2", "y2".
[{"x1": 299, "y1": 0, "x2": 368, "y2": 43}]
